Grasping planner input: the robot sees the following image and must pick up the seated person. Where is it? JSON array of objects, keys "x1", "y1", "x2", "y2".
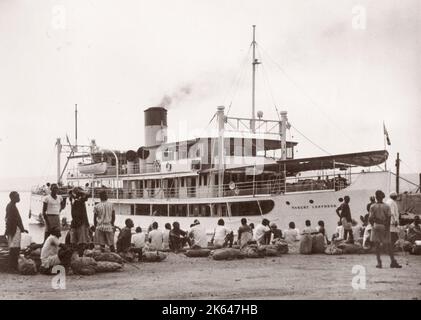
[
  {"x1": 212, "y1": 219, "x2": 233, "y2": 248},
  {"x1": 147, "y1": 222, "x2": 163, "y2": 251},
  {"x1": 237, "y1": 218, "x2": 253, "y2": 249},
  {"x1": 188, "y1": 219, "x2": 208, "y2": 249},
  {"x1": 269, "y1": 222, "x2": 282, "y2": 242},
  {"x1": 302, "y1": 220, "x2": 318, "y2": 235},
  {"x1": 131, "y1": 227, "x2": 146, "y2": 260},
  {"x1": 116, "y1": 219, "x2": 134, "y2": 253},
  {"x1": 283, "y1": 222, "x2": 300, "y2": 242},
  {"x1": 331, "y1": 221, "x2": 344, "y2": 242},
  {"x1": 40, "y1": 228, "x2": 64, "y2": 273},
  {"x1": 169, "y1": 222, "x2": 189, "y2": 252},
  {"x1": 407, "y1": 216, "x2": 421, "y2": 244},
  {"x1": 254, "y1": 219, "x2": 271, "y2": 246},
  {"x1": 316, "y1": 220, "x2": 330, "y2": 245}
]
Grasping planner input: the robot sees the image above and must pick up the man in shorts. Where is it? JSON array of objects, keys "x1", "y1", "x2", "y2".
[
  {"x1": 369, "y1": 190, "x2": 401, "y2": 269},
  {"x1": 94, "y1": 191, "x2": 116, "y2": 252}
]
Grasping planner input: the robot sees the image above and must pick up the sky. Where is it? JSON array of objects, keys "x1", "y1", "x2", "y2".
[{"x1": 0, "y1": 0, "x2": 420, "y2": 187}]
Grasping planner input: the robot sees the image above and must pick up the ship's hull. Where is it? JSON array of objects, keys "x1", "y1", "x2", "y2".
[{"x1": 29, "y1": 171, "x2": 390, "y2": 237}]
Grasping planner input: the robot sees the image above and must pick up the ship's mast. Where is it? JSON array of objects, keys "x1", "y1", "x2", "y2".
[
  {"x1": 74, "y1": 104, "x2": 78, "y2": 151},
  {"x1": 251, "y1": 25, "x2": 259, "y2": 133}
]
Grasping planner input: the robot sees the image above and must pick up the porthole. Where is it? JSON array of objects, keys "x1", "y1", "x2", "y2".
[
  {"x1": 286, "y1": 201, "x2": 290, "y2": 205},
  {"x1": 338, "y1": 197, "x2": 344, "y2": 202},
  {"x1": 309, "y1": 199, "x2": 314, "y2": 204}
]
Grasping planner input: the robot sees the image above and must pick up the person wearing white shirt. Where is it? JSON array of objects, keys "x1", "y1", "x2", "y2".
[
  {"x1": 42, "y1": 184, "x2": 66, "y2": 241},
  {"x1": 132, "y1": 226, "x2": 146, "y2": 259},
  {"x1": 188, "y1": 219, "x2": 208, "y2": 249},
  {"x1": 254, "y1": 219, "x2": 271, "y2": 245},
  {"x1": 283, "y1": 222, "x2": 301, "y2": 243},
  {"x1": 212, "y1": 219, "x2": 232, "y2": 248},
  {"x1": 148, "y1": 222, "x2": 163, "y2": 251},
  {"x1": 40, "y1": 228, "x2": 62, "y2": 270},
  {"x1": 386, "y1": 192, "x2": 400, "y2": 245}
]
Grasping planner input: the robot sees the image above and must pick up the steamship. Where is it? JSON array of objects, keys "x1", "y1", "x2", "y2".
[{"x1": 29, "y1": 27, "x2": 391, "y2": 236}]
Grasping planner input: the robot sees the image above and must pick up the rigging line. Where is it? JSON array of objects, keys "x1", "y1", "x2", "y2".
[
  {"x1": 258, "y1": 44, "x2": 364, "y2": 150},
  {"x1": 390, "y1": 172, "x2": 419, "y2": 188},
  {"x1": 291, "y1": 125, "x2": 331, "y2": 155},
  {"x1": 223, "y1": 43, "x2": 253, "y2": 115}
]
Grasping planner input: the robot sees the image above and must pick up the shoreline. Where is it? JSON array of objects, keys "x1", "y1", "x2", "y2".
[{"x1": 0, "y1": 252, "x2": 420, "y2": 300}]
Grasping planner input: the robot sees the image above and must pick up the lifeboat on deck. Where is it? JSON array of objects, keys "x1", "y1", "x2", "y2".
[{"x1": 78, "y1": 161, "x2": 107, "y2": 174}]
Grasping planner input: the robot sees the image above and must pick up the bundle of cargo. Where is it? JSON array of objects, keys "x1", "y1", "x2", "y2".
[
  {"x1": 85, "y1": 250, "x2": 125, "y2": 264},
  {"x1": 256, "y1": 240, "x2": 289, "y2": 257},
  {"x1": 119, "y1": 251, "x2": 135, "y2": 262},
  {"x1": 211, "y1": 248, "x2": 243, "y2": 260},
  {"x1": 0, "y1": 236, "x2": 8, "y2": 271},
  {"x1": 142, "y1": 251, "x2": 167, "y2": 262},
  {"x1": 94, "y1": 261, "x2": 123, "y2": 273},
  {"x1": 324, "y1": 245, "x2": 343, "y2": 255},
  {"x1": 17, "y1": 256, "x2": 37, "y2": 275},
  {"x1": 184, "y1": 248, "x2": 211, "y2": 258},
  {"x1": 335, "y1": 241, "x2": 364, "y2": 254},
  {"x1": 70, "y1": 254, "x2": 97, "y2": 275},
  {"x1": 311, "y1": 234, "x2": 326, "y2": 254},
  {"x1": 299, "y1": 234, "x2": 313, "y2": 254},
  {"x1": 240, "y1": 245, "x2": 263, "y2": 258}
]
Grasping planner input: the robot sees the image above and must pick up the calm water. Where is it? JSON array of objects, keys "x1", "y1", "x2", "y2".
[{"x1": 1, "y1": 191, "x2": 47, "y2": 244}]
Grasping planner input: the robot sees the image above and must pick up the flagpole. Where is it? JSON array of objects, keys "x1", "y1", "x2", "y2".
[{"x1": 383, "y1": 121, "x2": 387, "y2": 171}]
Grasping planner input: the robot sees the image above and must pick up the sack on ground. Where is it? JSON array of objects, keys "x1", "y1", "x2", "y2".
[
  {"x1": 311, "y1": 234, "x2": 326, "y2": 254},
  {"x1": 143, "y1": 251, "x2": 167, "y2": 262},
  {"x1": 299, "y1": 234, "x2": 312, "y2": 254},
  {"x1": 185, "y1": 249, "x2": 211, "y2": 257},
  {"x1": 337, "y1": 243, "x2": 363, "y2": 254},
  {"x1": 273, "y1": 239, "x2": 289, "y2": 254},
  {"x1": 212, "y1": 248, "x2": 241, "y2": 260},
  {"x1": 18, "y1": 256, "x2": 37, "y2": 275},
  {"x1": 119, "y1": 251, "x2": 135, "y2": 262},
  {"x1": 71, "y1": 255, "x2": 97, "y2": 275},
  {"x1": 94, "y1": 261, "x2": 123, "y2": 273},
  {"x1": 324, "y1": 245, "x2": 343, "y2": 255},
  {"x1": 92, "y1": 252, "x2": 124, "y2": 264},
  {"x1": 241, "y1": 246, "x2": 263, "y2": 258}
]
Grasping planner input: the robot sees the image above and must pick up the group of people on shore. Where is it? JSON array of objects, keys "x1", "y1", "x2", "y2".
[{"x1": 3, "y1": 182, "x2": 421, "y2": 273}]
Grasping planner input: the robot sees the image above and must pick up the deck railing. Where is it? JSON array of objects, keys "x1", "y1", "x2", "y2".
[{"x1": 88, "y1": 174, "x2": 349, "y2": 201}]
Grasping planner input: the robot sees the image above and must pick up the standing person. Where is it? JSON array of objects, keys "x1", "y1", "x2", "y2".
[
  {"x1": 148, "y1": 222, "x2": 163, "y2": 251},
  {"x1": 336, "y1": 196, "x2": 353, "y2": 243},
  {"x1": 283, "y1": 222, "x2": 300, "y2": 243},
  {"x1": 42, "y1": 183, "x2": 66, "y2": 241},
  {"x1": 162, "y1": 223, "x2": 171, "y2": 251},
  {"x1": 132, "y1": 227, "x2": 146, "y2": 259},
  {"x1": 211, "y1": 219, "x2": 232, "y2": 248},
  {"x1": 69, "y1": 187, "x2": 90, "y2": 257},
  {"x1": 386, "y1": 192, "x2": 400, "y2": 245},
  {"x1": 237, "y1": 218, "x2": 253, "y2": 249},
  {"x1": 4, "y1": 191, "x2": 28, "y2": 272},
  {"x1": 117, "y1": 218, "x2": 134, "y2": 253},
  {"x1": 169, "y1": 221, "x2": 188, "y2": 253},
  {"x1": 188, "y1": 219, "x2": 208, "y2": 249},
  {"x1": 366, "y1": 196, "x2": 376, "y2": 213},
  {"x1": 254, "y1": 219, "x2": 271, "y2": 245},
  {"x1": 94, "y1": 191, "x2": 116, "y2": 252},
  {"x1": 369, "y1": 190, "x2": 401, "y2": 269}
]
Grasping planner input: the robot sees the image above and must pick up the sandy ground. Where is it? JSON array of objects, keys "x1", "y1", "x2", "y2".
[{"x1": 0, "y1": 251, "x2": 420, "y2": 300}]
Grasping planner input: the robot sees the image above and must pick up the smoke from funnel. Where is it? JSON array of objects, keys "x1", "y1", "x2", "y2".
[{"x1": 154, "y1": 85, "x2": 192, "y2": 109}]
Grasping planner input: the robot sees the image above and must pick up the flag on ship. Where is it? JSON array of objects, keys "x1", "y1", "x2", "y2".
[{"x1": 383, "y1": 122, "x2": 391, "y2": 146}]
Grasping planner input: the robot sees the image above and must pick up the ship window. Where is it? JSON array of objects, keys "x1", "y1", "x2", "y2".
[
  {"x1": 309, "y1": 199, "x2": 314, "y2": 204},
  {"x1": 286, "y1": 201, "x2": 290, "y2": 205},
  {"x1": 135, "y1": 204, "x2": 150, "y2": 216},
  {"x1": 230, "y1": 200, "x2": 274, "y2": 216}
]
